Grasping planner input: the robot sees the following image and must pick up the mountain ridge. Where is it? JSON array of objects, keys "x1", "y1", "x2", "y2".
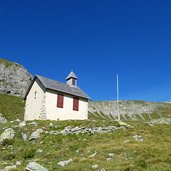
[{"x1": 89, "y1": 100, "x2": 171, "y2": 120}]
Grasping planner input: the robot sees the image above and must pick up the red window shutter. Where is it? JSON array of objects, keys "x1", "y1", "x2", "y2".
[
  {"x1": 73, "y1": 97, "x2": 79, "y2": 111},
  {"x1": 57, "y1": 94, "x2": 64, "y2": 108}
]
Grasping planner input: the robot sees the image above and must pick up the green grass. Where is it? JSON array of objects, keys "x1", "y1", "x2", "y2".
[
  {"x1": 0, "y1": 93, "x2": 25, "y2": 121},
  {"x1": 0, "y1": 58, "x2": 14, "y2": 67},
  {"x1": 0, "y1": 94, "x2": 171, "y2": 170},
  {"x1": 0, "y1": 120, "x2": 171, "y2": 170}
]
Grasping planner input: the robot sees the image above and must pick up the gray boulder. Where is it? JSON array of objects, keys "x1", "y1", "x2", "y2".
[
  {"x1": 21, "y1": 132, "x2": 28, "y2": 141},
  {"x1": 29, "y1": 129, "x2": 43, "y2": 141},
  {"x1": 16, "y1": 160, "x2": 22, "y2": 166},
  {"x1": 92, "y1": 164, "x2": 98, "y2": 169},
  {"x1": 29, "y1": 122, "x2": 38, "y2": 126},
  {"x1": 49, "y1": 123, "x2": 53, "y2": 127},
  {"x1": 89, "y1": 151, "x2": 97, "y2": 158},
  {"x1": 98, "y1": 169, "x2": 106, "y2": 171},
  {"x1": 0, "y1": 113, "x2": 7, "y2": 123},
  {"x1": 19, "y1": 121, "x2": 26, "y2": 127},
  {"x1": 25, "y1": 162, "x2": 48, "y2": 171},
  {"x1": 0, "y1": 128, "x2": 15, "y2": 143},
  {"x1": 107, "y1": 153, "x2": 114, "y2": 158},
  {"x1": 133, "y1": 135, "x2": 144, "y2": 142},
  {"x1": 57, "y1": 159, "x2": 72, "y2": 167}
]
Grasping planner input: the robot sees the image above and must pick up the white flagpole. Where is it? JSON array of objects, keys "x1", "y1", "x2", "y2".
[{"x1": 116, "y1": 74, "x2": 120, "y2": 121}]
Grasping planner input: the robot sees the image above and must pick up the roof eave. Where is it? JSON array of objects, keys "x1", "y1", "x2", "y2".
[
  {"x1": 46, "y1": 87, "x2": 89, "y2": 100},
  {"x1": 24, "y1": 76, "x2": 36, "y2": 100},
  {"x1": 24, "y1": 76, "x2": 46, "y2": 100}
]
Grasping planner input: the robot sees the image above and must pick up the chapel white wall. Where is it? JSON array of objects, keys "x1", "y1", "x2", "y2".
[
  {"x1": 24, "y1": 79, "x2": 46, "y2": 120},
  {"x1": 45, "y1": 90, "x2": 88, "y2": 120}
]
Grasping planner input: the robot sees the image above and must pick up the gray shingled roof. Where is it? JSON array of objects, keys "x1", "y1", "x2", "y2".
[
  {"x1": 37, "y1": 75, "x2": 89, "y2": 99},
  {"x1": 66, "y1": 71, "x2": 78, "y2": 80}
]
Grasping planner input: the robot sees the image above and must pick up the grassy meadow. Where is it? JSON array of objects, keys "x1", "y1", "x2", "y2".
[{"x1": 0, "y1": 94, "x2": 171, "y2": 171}]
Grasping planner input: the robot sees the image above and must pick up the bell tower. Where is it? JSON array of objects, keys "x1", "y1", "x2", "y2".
[{"x1": 66, "y1": 71, "x2": 78, "y2": 87}]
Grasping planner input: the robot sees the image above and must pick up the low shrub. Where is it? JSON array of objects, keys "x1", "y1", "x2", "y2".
[
  {"x1": 2, "y1": 139, "x2": 15, "y2": 146},
  {"x1": 135, "y1": 159, "x2": 147, "y2": 169},
  {"x1": 23, "y1": 148, "x2": 36, "y2": 159},
  {"x1": 2, "y1": 153, "x2": 16, "y2": 160}
]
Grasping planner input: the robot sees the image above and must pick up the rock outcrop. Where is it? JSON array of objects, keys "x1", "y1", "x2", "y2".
[
  {"x1": 0, "y1": 58, "x2": 32, "y2": 98},
  {"x1": 89, "y1": 100, "x2": 171, "y2": 120}
]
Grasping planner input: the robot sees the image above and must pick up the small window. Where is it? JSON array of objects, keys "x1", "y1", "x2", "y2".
[
  {"x1": 73, "y1": 97, "x2": 79, "y2": 111},
  {"x1": 34, "y1": 91, "x2": 37, "y2": 99},
  {"x1": 57, "y1": 94, "x2": 64, "y2": 108}
]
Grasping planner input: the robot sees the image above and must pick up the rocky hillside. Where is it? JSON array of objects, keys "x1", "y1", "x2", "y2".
[
  {"x1": 0, "y1": 58, "x2": 32, "y2": 98},
  {"x1": 89, "y1": 100, "x2": 171, "y2": 120}
]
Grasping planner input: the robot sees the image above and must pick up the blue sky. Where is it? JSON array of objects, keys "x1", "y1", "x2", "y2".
[{"x1": 0, "y1": 0, "x2": 171, "y2": 102}]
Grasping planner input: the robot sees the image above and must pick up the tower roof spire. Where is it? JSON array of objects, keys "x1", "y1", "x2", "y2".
[{"x1": 66, "y1": 71, "x2": 78, "y2": 80}]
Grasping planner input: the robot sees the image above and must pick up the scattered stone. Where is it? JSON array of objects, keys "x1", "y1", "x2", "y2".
[
  {"x1": 29, "y1": 122, "x2": 38, "y2": 126},
  {"x1": 21, "y1": 132, "x2": 28, "y2": 141},
  {"x1": 16, "y1": 119, "x2": 20, "y2": 122},
  {"x1": 148, "y1": 117, "x2": 171, "y2": 125},
  {"x1": 37, "y1": 149, "x2": 43, "y2": 153},
  {"x1": 7, "y1": 145, "x2": 13, "y2": 150},
  {"x1": 12, "y1": 125, "x2": 19, "y2": 128},
  {"x1": 49, "y1": 123, "x2": 53, "y2": 127},
  {"x1": 92, "y1": 164, "x2": 98, "y2": 169},
  {"x1": 29, "y1": 129, "x2": 43, "y2": 141},
  {"x1": 118, "y1": 121, "x2": 133, "y2": 128},
  {"x1": 25, "y1": 162, "x2": 48, "y2": 171},
  {"x1": 0, "y1": 113, "x2": 7, "y2": 123},
  {"x1": 64, "y1": 126, "x2": 72, "y2": 130},
  {"x1": 48, "y1": 125, "x2": 120, "y2": 136},
  {"x1": 0, "y1": 128, "x2": 15, "y2": 143},
  {"x1": 124, "y1": 140, "x2": 130, "y2": 143},
  {"x1": 89, "y1": 151, "x2": 97, "y2": 158},
  {"x1": 133, "y1": 135, "x2": 144, "y2": 142},
  {"x1": 76, "y1": 149, "x2": 79, "y2": 153},
  {"x1": 49, "y1": 130, "x2": 58, "y2": 135},
  {"x1": 57, "y1": 159, "x2": 72, "y2": 167},
  {"x1": 16, "y1": 160, "x2": 22, "y2": 166},
  {"x1": 1, "y1": 165, "x2": 16, "y2": 171},
  {"x1": 19, "y1": 121, "x2": 26, "y2": 127},
  {"x1": 98, "y1": 169, "x2": 106, "y2": 171},
  {"x1": 107, "y1": 153, "x2": 114, "y2": 158},
  {"x1": 107, "y1": 158, "x2": 112, "y2": 161}
]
